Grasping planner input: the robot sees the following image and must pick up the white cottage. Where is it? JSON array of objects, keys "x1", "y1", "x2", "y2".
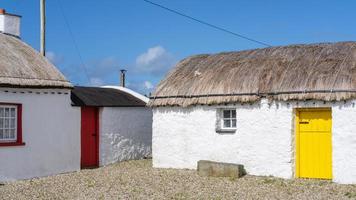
[
  {"x1": 150, "y1": 42, "x2": 356, "y2": 184},
  {"x1": 71, "y1": 86, "x2": 152, "y2": 168},
  {"x1": 0, "y1": 10, "x2": 80, "y2": 181}
]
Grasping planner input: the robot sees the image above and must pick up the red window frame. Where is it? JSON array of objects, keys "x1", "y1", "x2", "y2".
[{"x1": 0, "y1": 103, "x2": 25, "y2": 147}]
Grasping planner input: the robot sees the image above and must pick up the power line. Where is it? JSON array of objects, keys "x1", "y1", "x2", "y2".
[
  {"x1": 56, "y1": 0, "x2": 91, "y2": 84},
  {"x1": 143, "y1": 0, "x2": 272, "y2": 47}
]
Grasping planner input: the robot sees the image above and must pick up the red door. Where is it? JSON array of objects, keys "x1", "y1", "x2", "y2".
[{"x1": 81, "y1": 107, "x2": 99, "y2": 168}]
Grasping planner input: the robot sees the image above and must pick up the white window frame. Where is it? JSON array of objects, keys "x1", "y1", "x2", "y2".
[
  {"x1": 0, "y1": 105, "x2": 18, "y2": 142},
  {"x1": 220, "y1": 108, "x2": 237, "y2": 131}
]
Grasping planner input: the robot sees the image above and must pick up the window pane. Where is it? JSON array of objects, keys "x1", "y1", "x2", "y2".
[
  {"x1": 231, "y1": 110, "x2": 236, "y2": 118},
  {"x1": 0, "y1": 118, "x2": 3, "y2": 128},
  {"x1": 10, "y1": 108, "x2": 15, "y2": 117},
  {"x1": 0, "y1": 129, "x2": 3, "y2": 139},
  {"x1": 0, "y1": 108, "x2": 3, "y2": 117},
  {"x1": 10, "y1": 118, "x2": 15, "y2": 128},
  {"x1": 223, "y1": 110, "x2": 230, "y2": 118},
  {"x1": 4, "y1": 118, "x2": 10, "y2": 128},
  {"x1": 223, "y1": 119, "x2": 231, "y2": 128},
  {"x1": 4, "y1": 129, "x2": 8, "y2": 138},
  {"x1": 9, "y1": 129, "x2": 15, "y2": 139},
  {"x1": 4, "y1": 108, "x2": 9, "y2": 117},
  {"x1": 232, "y1": 119, "x2": 237, "y2": 128},
  {"x1": 4, "y1": 119, "x2": 9, "y2": 128}
]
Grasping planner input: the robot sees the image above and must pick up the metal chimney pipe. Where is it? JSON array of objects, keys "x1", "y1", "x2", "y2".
[{"x1": 120, "y1": 69, "x2": 127, "y2": 87}]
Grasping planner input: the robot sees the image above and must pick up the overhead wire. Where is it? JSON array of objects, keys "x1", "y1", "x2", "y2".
[
  {"x1": 56, "y1": 0, "x2": 91, "y2": 84},
  {"x1": 143, "y1": 0, "x2": 272, "y2": 47}
]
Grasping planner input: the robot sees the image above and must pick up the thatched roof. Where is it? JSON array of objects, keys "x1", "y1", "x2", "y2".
[
  {"x1": 0, "y1": 33, "x2": 72, "y2": 88},
  {"x1": 149, "y1": 41, "x2": 356, "y2": 107}
]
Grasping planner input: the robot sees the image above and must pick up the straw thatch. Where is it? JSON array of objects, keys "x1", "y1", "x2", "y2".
[
  {"x1": 0, "y1": 33, "x2": 72, "y2": 88},
  {"x1": 149, "y1": 41, "x2": 356, "y2": 107}
]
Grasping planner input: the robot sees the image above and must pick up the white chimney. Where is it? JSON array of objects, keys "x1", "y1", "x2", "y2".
[{"x1": 0, "y1": 9, "x2": 21, "y2": 37}]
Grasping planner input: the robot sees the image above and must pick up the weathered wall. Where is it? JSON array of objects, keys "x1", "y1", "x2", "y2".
[
  {"x1": 0, "y1": 88, "x2": 80, "y2": 181},
  {"x1": 99, "y1": 107, "x2": 152, "y2": 166},
  {"x1": 152, "y1": 99, "x2": 356, "y2": 184}
]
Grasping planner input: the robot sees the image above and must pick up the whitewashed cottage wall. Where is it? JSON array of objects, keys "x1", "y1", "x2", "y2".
[
  {"x1": 0, "y1": 88, "x2": 80, "y2": 181},
  {"x1": 99, "y1": 107, "x2": 152, "y2": 166},
  {"x1": 152, "y1": 98, "x2": 356, "y2": 184}
]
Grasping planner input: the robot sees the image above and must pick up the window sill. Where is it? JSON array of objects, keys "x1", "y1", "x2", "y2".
[
  {"x1": 216, "y1": 129, "x2": 236, "y2": 134},
  {"x1": 0, "y1": 142, "x2": 26, "y2": 147}
]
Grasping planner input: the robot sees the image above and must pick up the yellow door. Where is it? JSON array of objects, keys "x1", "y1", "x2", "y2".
[{"x1": 296, "y1": 108, "x2": 332, "y2": 179}]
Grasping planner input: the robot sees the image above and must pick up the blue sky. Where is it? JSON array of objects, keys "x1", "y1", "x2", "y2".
[{"x1": 2, "y1": 0, "x2": 356, "y2": 95}]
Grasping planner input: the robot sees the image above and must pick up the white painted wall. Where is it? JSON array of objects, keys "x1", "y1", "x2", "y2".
[
  {"x1": 152, "y1": 99, "x2": 356, "y2": 184},
  {"x1": 332, "y1": 102, "x2": 356, "y2": 184},
  {"x1": 0, "y1": 14, "x2": 21, "y2": 37},
  {"x1": 99, "y1": 107, "x2": 152, "y2": 166},
  {"x1": 0, "y1": 88, "x2": 80, "y2": 181}
]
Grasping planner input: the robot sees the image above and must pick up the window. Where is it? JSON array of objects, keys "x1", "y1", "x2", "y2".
[
  {"x1": 0, "y1": 104, "x2": 24, "y2": 146},
  {"x1": 221, "y1": 109, "x2": 236, "y2": 129},
  {"x1": 0, "y1": 106, "x2": 17, "y2": 142},
  {"x1": 216, "y1": 108, "x2": 237, "y2": 133}
]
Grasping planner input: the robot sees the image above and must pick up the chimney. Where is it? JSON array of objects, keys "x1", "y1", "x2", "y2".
[
  {"x1": 0, "y1": 9, "x2": 21, "y2": 37},
  {"x1": 120, "y1": 69, "x2": 127, "y2": 87}
]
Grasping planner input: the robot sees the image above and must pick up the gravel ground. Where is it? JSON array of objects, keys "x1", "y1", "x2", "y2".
[{"x1": 1, "y1": 159, "x2": 356, "y2": 200}]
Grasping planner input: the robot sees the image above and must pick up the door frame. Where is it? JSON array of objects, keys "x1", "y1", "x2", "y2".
[
  {"x1": 80, "y1": 106, "x2": 99, "y2": 168},
  {"x1": 295, "y1": 107, "x2": 332, "y2": 179}
]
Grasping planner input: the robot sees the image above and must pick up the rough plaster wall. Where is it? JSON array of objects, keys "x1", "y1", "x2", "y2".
[
  {"x1": 153, "y1": 99, "x2": 356, "y2": 183},
  {"x1": 99, "y1": 107, "x2": 152, "y2": 166},
  {"x1": 332, "y1": 102, "x2": 356, "y2": 184},
  {"x1": 153, "y1": 99, "x2": 293, "y2": 178},
  {"x1": 0, "y1": 88, "x2": 80, "y2": 181}
]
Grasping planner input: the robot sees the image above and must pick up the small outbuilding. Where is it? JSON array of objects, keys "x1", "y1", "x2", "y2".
[
  {"x1": 149, "y1": 42, "x2": 356, "y2": 184},
  {"x1": 71, "y1": 86, "x2": 152, "y2": 168}
]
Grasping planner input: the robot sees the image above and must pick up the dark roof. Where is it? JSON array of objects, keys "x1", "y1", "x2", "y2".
[{"x1": 71, "y1": 86, "x2": 147, "y2": 107}]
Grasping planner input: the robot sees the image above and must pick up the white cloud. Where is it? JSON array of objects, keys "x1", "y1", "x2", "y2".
[
  {"x1": 135, "y1": 45, "x2": 176, "y2": 75},
  {"x1": 126, "y1": 80, "x2": 156, "y2": 96},
  {"x1": 136, "y1": 46, "x2": 166, "y2": 66},
  {"x1": 46, "y1": 51, "x2": 56, "y2": 62},
  {"x1": 46, "y1": 51, "x2": 64, "y2": 65},
  {"x1": 49, "y1": 47, "x2": 174, "y2": 90},
  {"x1": 144, "y1": 81, "x2": 154, "y2": 90},
  {"x1": 89, "y1": 77, "x2": 104, "y2": 86}
]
